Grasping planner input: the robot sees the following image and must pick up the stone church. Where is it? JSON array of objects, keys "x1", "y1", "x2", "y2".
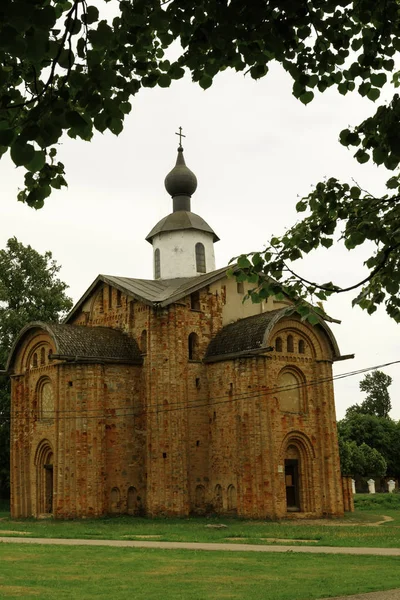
[{"x1": 6, "y1": 141, "x2": 353, "y2": 519}]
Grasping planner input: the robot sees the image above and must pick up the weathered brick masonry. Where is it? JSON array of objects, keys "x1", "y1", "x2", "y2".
[{"x1": 7, "y1": 273, "x2": 349, "y2": 519}]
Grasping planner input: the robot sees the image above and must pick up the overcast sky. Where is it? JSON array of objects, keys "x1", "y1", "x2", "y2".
[{"x1": 1, "y1": 59, "x2": 399, "y2": 420}]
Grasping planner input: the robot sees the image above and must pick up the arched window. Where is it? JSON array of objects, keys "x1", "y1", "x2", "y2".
[
  {"x1": 188, "y1": 332, "x2": 199, "y2": 360},
  {"x1": 275, "y1": 337, "x2": 282, "y2": 352},
  {"x1": 287, "y1": 335, "x2": 294, "y2": 353},
  {"x1": 278, "y1": 370, "x2": 302, "y2": 413},
  {"x1": 39, "y1": 379, "x2": 54, "y2": 420},
  {"x1": 141, "y1": 330, "x2": 147, "y2": 354},
  {"x1": 32, "y1": 353, "x2": 38, "y2": 368},
  {"x1": 195, "y1": 243, "x2": 206, "y2": 273},
  {"x1": 227, "y1": 485, "x2": 237, "y2": 512},
  {"x1": 298, "y1": 339, "x2": 305, "y2": 354},
  {"x1": 154, "y1": 248, "x2": 161, "y2": 279},
  {"x1": 40, "y1": 347, "x2": 46, "y2": 366}
]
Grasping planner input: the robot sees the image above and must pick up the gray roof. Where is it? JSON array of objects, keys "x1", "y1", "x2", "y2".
[
  {"x1": 204, "y1": 309, "x2": 283, "y2": 362},
  {"x1": 6, "y1": 322, "x2": 143, "y2": 372},
  {"x1": 204, "y1": 308, "x2": 341, "y2": 362},
  {"x1": 65, "y1": 265, "x2": 232, "y2": 323},
  {"x1": 146, "y1": 210, "x2": 219, "y2": 243}
]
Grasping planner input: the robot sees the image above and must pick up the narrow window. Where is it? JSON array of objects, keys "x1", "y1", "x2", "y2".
[
  {"x1": 190, "y1": 291, "x2": 200, "y2": 310},
  {"x1": 116, "y1": 289, "x2": 122, "y2": 307},
  {"x1": 108, "y1": 285, "x2": 112, "y2": 309},
  {"x1": 141, "y1": 330, "x2": 147, "y2": 354},
  {"x1": 195, "y1": 243, "x2": 206, "y2": 273},
  {"x1": 32, "y1": 353, "x2": 38, "y2": 368},
  {"x1": 99, "y1": 288, "x2": 104, "y2": 313},
  {"x1": 237, "y1": 281, "x2": 244, "y2": 294},
  {"x1": 275, "y1": 337, "x2": 282, "y2": 352},
  {"x1": 188, "y1": 332, "x2": 199, "y2": 360},
  {"x1": 40, "y1": 347, "x2": 46, "y2": 366},
  {"x1": 154, "y1": 248, "x2": 161, "y2": 279},
  {"x1": 298, "y1": 339, "x2": 305, "y2": 354},
  {"x1": 287, "y1": 335, "x2": 294, "y2": 353}
]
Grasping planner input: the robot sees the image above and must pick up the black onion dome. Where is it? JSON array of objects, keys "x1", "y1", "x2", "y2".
[{"x1": 164, "y1": 147, "x2": 197, "y2": 197}]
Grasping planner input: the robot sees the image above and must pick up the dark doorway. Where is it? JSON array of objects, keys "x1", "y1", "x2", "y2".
[
  {"x1": 285, "y1": 459, "x2": 300, "y2": 511},
  {"x1": 44, "y1": 464, "x2": 53, "y2": 514}
]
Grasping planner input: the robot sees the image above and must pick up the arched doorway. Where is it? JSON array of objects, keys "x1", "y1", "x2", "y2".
[
  {"x1": 282, "y1": 434, "x2": 316, "y2": 514},
  {"x1": 285, "y1": 445, "x2": 300, "y2": 511},
  {"x1": 35, "y1": 441, "x2": 54, "y2": 515}
]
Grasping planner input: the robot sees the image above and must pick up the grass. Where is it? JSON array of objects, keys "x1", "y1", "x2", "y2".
[
  {"x1": 0, "y1": 545, "x2": 399, "y2": 600},
  {"x1": 0, "y1": 494, "x2": 398, "y2": 548}
]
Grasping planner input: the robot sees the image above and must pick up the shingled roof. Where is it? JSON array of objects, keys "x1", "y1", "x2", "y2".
[
  {"x1": 204, "y1": 307, "x2": 341, "y2": 362},
  {"x1": 204, "y1": 310, "x2": 283, "y2": 362},
  {"x1": 6, "y1": 322, "x2": 143, "y2": 372}
]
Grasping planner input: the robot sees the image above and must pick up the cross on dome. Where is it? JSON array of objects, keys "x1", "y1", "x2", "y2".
[{"x1": 175, "y1": 126, "x2": 186, "y2": 149}]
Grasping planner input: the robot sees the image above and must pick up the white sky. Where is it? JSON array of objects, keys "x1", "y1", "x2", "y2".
[{"x1": 1, "y1": 61, "x2": 399, "y2": 420}]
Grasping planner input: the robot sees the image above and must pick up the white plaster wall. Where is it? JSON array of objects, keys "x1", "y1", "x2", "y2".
[
  {"x1": 209, "y1": 276, "x2": 292, "y2": 326},
  {"x1": 153, "y1": 230, "x2": 216, "y2": 279}
]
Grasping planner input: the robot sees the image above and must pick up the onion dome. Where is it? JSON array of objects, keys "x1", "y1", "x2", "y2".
[{"x1": 164, "y1": 147, "x2": 197, "y2": 211}]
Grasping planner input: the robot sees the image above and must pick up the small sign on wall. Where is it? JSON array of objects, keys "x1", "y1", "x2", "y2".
[{"x1": 278, "y1": 465, "x2": 283, "y2": 473}]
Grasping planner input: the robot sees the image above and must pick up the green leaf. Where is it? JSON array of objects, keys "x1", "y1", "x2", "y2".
[
  {"x1": 199, "y1": 75, "x2": 212, "y2": 90},
  {"x1": 237, "y1": 256, "x2": 251, "y2": 269},
  {"x1": 84, "y1": 6, "x2": 99, "y2": 25},
  {"x1": 370, "y1": 73, "x2": 387, "y2": 88},
  {"x1": 296, "y1": 200, "x2": 307, "y2": 212},
  {"x1": 386, "y1": 176, "x2": 399, "y2": 189},
  {"x1": 10, "y1": 141, "x2": 35, "y2": 167},
  {"x1": 299, "y1": 91, "x2": 314, "y2": 105},
  {"x1": 158, "y1": 74, "x2": 171, "y2": 88},
  {"x1": 367, "y1": 87, "x2": 380, "y2": 102},
  {"x1": 26, "y1": 150, "x2": 46, "y2": 173},
  {"x1": 354, "y1": 149, "x2": 370, "y2": 164}
]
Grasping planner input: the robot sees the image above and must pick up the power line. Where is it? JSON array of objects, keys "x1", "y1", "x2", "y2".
[{"x1": 3, "y1": 358, "x2": 399, "y2": 424}]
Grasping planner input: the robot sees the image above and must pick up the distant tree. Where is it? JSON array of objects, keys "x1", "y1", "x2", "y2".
[
  {"x1": 0, "y1": 238, "x2": 72, "y2": 496},
  {"x1": 339, "y1": 438, "x2": 387, "y2": 478},
  {"x1": 345, "y1": 370, "x2": 392, "y2": 419},
  {"x1": 338, "y1": 414, "x2": 400, "y2": 479}
]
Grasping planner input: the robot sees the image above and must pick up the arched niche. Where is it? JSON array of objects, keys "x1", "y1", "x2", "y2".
[
  {"x1": 277, "y1": 367, "x2": 305, "y2": 413},
  {"x1": 36, "y1": 377, "x2": 54, "y2": 420}
]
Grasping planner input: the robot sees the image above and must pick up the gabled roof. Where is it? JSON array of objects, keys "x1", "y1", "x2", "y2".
[
  {"x1": 204, "y1": 307, "x2": 341, "y2": 363},
  {"x1": 6, "y1": 322, "x2": 143, "y2": 372},
  {"x1": 65, "y1": 265, "x2": 231, "y2": 323}
]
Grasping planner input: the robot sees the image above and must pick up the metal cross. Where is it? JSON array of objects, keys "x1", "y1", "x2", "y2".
[{"x1": 175, "y1": 126, "x2": 186, "y2": 148}]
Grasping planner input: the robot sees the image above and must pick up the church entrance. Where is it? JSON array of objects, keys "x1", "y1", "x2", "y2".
[
  {"x1": 35, "y1": 441, "x2": 54, "y2": 515},
  {"x1": 285, "y1": 458, "x2": 300, "y2": 512}
]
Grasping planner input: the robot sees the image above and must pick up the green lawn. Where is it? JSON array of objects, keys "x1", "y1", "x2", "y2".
[
  {"x1": 0, "y1": 545, "x2": 399, "y2": 600},
  {"x1": 0, "y1": 494, "x2": 398, "y2": 548}
]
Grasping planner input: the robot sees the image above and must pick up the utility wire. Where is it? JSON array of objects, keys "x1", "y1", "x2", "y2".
[{"x1": 3, "y1": 358, "x2": 399, "y2": 424}]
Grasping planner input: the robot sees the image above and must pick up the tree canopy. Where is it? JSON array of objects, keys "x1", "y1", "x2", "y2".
[
  {"x1": 338, "y1": 413, "x2": 400, "y2": 479},
  {"x1": 1, "y1": 0, "x2": 400, "y2": 318},
  {"x1": 0, "y1": 238, "x2": 72, "y2": 495},
  {"x1": 345, "y1": 370, "x2": 392, "y2": 419},
  {"x1": 338, "y1": 438, "x2": 387, "y2": 478}
]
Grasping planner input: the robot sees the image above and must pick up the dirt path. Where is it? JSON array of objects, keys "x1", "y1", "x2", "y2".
[
  {"x1": 319, "y1": 591, "x2": 400, "y2": 600},
  {"x1": 0, "y1": 536, "x2": 400, "y2": 556}
]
